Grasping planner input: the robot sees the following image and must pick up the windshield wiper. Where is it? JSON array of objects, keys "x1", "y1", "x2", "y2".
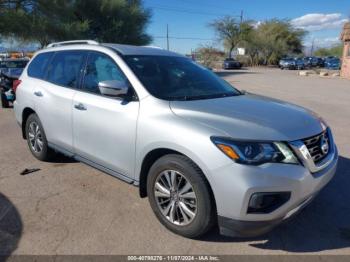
[{"x1": 168, "y1": 92, "x2": 238, "y2": 101}]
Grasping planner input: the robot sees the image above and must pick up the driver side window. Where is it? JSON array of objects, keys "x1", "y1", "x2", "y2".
[{"x1": 82, "y1": 52, "x2": 128, "y2": 95}]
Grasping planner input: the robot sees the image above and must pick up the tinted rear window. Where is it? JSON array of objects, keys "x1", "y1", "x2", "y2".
[{"x1": 28, "y1": 52, "x2": 54, "y2": 79}]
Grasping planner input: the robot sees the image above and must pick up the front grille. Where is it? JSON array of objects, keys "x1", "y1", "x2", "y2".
[{"x1": 302, "y1": 131, "x2": 330, "y2": 164}]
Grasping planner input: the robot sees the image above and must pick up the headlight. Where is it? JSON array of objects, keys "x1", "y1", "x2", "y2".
[{"x1": 211, "y1": 137, "x2": 298, "y2": 165}]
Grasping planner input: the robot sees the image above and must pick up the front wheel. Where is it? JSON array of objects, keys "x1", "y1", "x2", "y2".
[{"x1": 147, "y1": 154, "x2": 215, "y2": 238}]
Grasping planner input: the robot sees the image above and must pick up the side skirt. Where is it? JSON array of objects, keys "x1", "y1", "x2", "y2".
[{"x1": 48, "y1": 142, "x2": 137, "y2": 186}]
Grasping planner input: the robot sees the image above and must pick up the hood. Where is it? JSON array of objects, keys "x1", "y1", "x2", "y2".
[{"x1": 170, "y1": 94, "x2": 325, "y2": 141}]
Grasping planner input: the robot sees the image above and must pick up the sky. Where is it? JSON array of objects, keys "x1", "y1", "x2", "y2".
[{"x1": 143, "y1": 0, "x2": 350, "y2": 54}]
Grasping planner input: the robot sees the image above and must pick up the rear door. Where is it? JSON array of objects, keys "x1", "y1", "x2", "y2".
[
  {"x1": 72, "y1": 51, "x2": 139, "y2": 178},
  {"x1": 33, "y1": 50, "x2": 87, "y2": 152}
]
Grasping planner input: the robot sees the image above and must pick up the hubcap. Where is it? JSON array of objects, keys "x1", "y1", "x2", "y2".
[
  {"x1": 28, "y1": 122, "x2": 43, "y2": 153},
  {"x1": 154, "y1": 170, "x2": 197, "y2": 226}
]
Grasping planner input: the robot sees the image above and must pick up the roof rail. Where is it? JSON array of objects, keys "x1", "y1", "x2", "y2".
[
  {"x1": 46, "y1": 40, "x2": 99, "y2": 48},
  {"x1": 143, "y1": 45, "x2": 163, "y2": 49}
]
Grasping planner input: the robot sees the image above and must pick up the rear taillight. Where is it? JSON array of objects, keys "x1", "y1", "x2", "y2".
[{"x1": 13, "y1": 79, "x2": 22, "y2": 93}]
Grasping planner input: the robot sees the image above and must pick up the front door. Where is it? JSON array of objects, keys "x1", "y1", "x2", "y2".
[{"x1": 72, "y1": 51, "x2": 139, "y2": 179}]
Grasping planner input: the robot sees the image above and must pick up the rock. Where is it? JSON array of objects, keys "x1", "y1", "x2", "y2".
[
  {"x1": 299, "y1": 71, "x2": 309, "y2": 76},
  {"x1": 320, "y1": 71, "x2": 329, "y2": 77},
  {"x1": 332, "y1": 72, "x2": 340, "y2": 77}
]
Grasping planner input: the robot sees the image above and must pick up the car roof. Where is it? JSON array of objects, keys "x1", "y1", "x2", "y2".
[{"x1": 39, "y1": 41, "x2": 184, "y2": 57}]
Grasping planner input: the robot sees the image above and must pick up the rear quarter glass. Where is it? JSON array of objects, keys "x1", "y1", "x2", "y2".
[{"x1": 27, "y1": 52, "x2": 55, "y2": 79}]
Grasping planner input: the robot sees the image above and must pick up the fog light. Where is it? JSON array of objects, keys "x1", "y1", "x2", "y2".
[{"x1": 248, "y1": 192, "x2": 291, "y2": 214}]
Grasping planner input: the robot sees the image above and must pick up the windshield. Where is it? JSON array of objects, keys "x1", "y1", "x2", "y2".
[
  {"x1": 329, "y1": 59, "x2": 340, "y2": 63},
  {"x1": 124, "y1": 55, "x2": 241, "y2": 101},
  {"x1": 0, "y1": 60, "x2": 28, "y2": 69}
]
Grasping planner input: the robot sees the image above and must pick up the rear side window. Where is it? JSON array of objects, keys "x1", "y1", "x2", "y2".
[
  {"x1": 47, "y1": 51, "x2": 86, "y2": 88},
  {"x1": 27, "y1": 52, "x2": 54, "y2": 79}
]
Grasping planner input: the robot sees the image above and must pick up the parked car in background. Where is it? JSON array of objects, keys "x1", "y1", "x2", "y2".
[
  {"x1": 279, "y1": 58, "x2": 295, "y2": 70},
  {"x1": 0, "y1": 58, "x2": 29, "y2": 108},
  {"x1": 303, "y1": 57, "x2": 324, "y2": 68},
  {"x1": 315, "y1": 57, "x2": 325, "y2": 68},
  {"x1": 294, "y1": 58, "x2": 305, "y2": 70},
  {"x1": 14, "y1": 40, "x2": 338, "y2": 238},
  {"x1": 303, "y1": 57, "x2": 313, "y2": 68},
  {"x1": 324, "y1": 56, "x2": 336, "y2": 61},
  {"x1": 279, "y1": 58, "x2": 305, "y2": 70},
  {"x1": 0, "y1": 58, "x2": 29, "y2": 75},
  {"x1": 222, "y1": 58, "x2": 241, "y2": 69},
  {"x1": 324, "y1": 58, "x2": 341, "y2": 70}
]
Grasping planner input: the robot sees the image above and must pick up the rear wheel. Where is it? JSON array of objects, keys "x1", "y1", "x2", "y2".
[
  {"x1": 147, "y1": 154, "x2": 215, "y2": 238},
  {"x1": 25, "y1": 113, "x2": 54, "y2": 161},
  {"x1": 1, "y1": 90, "x2": 9, "y2": 108}
]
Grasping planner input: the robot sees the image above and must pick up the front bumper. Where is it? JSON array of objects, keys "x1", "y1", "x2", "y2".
[
  {"x1": 223, "y1": 63, "x2": 241, "y2": 69},
  {"x1": 281, "y1": 64, "x2": 296, "y2": 69},
  {"x1": 212, "y1": 145, "x2": 338, "y2": 238},
  {"x1": 218, "y1": 188, "x2": 318, "y2": 237}
]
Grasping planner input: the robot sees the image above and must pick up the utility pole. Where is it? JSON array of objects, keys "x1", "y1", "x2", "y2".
[
  {"x1": 310, "y1": 38, "x2": 315, "y2": 56},
  {"x1": 240, "y1": 10, "x2": 244, "y2": 25},
  {"x1": 166, "y1": 24, "x2": 169, "y2": 51}
]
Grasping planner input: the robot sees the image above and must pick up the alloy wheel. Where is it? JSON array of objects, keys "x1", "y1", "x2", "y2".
[
  {"x1": 154, "y1": 170, "x2": 197, "y2": 226},
  {"x1": 28, "y1": 122, "x2": 44, "y2": 153}
]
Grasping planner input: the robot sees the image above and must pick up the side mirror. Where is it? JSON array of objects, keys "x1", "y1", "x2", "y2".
[{"x1": 98, "y1": 80, "x2": 129, "y2": 97}]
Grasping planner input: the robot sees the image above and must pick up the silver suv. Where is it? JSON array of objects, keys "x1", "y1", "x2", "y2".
[{"x1": 14, "y1": 40, "x2": 338, "y2": 238}]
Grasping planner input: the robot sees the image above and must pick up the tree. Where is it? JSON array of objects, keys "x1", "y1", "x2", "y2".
[
  {"x1": 240, "y1": 28, "x2": 261, "y2": 66},
  {"x1": 314, "y1": 44, "x2": 343, "y2": 57},
  {"x1": 0, "y1": 0, "x2": 152, "y2": 47},
  {"x1": 210, "y1": 16, "x2": 253, "y2": 58},
  {"x1": 73, "y1": 0, "x2": 152, "y2": 45},
  {"x1": 0, "y1": 0, "x2": 89, "y2": 47},
  {"x1": 195, "y1": 44, "x2": 225, "y2": 68},
  {"x1": 256, "y1": 20, "x2": 306, "y2": 65},
  {"x1": 238, "y1": 19, "x2": 307, "y2": 66}
]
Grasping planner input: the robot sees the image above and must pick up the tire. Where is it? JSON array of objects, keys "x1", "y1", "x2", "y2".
[
  {"x1": 1, "y1": 90, "x2": 9, "y2": 108},
  {"x1": 25, "y1": 113, "x2": 54, "y2": 161},
  {"x1": 147, "y1": 154, "x2": 215, "y2": 238}
]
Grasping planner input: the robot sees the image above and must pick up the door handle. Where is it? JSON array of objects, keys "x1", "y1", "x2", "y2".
[
  {"x1": 74, "y1": 103, "x2": 87, "y2": 111},
  {"x1": 34, "y1": 91, "x2": 43, "y2": 97}
]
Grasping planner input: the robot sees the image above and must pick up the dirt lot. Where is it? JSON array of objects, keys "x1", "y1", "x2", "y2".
[{"x1": 1, "y1": 67, "x2": 350, "y2": 256}]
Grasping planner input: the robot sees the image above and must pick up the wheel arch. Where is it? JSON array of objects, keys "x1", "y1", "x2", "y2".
[
  {"x1": 138, "y1": 147, "x2": 216, "y2": 209},
  {"x1": 21, "y1": 107, "x2": 36, "y2": 139}
]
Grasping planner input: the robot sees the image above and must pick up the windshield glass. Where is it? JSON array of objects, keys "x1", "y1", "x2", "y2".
[
  {"x1": 124, "y1": 55, "x2": 241, "y2": 101},
  {"x1": 0, "y1": 60, "x2": 28, "y2": 69},
  {"x1": 329, "y1": 59, "x2": 340, "y2": 63}
]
